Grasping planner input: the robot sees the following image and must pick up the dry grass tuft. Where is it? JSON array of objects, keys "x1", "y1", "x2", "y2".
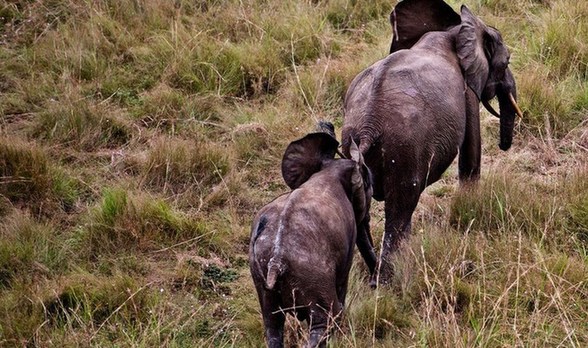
[
  {"x1": 0, "y1": 138, "x2": 52, "y2": 205},
  {"x1": 141, "y1": 137, "x2": 229, "y2": 195}
]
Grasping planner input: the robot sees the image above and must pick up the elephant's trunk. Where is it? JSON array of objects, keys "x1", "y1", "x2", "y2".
[{"x1": 495, "y1": 68, "x2": 522, "y2": 151}]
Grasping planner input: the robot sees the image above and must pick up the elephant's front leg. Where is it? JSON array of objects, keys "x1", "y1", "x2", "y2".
[{"x1": 459, "y1": 89, "x2": 481, "y2": 184}]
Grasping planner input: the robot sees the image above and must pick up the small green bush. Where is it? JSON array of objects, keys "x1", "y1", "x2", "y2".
[
  {"x1": 97, "y1": 66, "x2": 153, "y2": 106},
  {"x1": 0, "y1": 138, "x2": 81, "y2": 215},
  {"x1": 165, "y1": 37, "x2": 244, "y2": 96},
  {"x1": 190, "y1": 94, "x2": 225, "y2": 123},
  {"x1": 231, "y1": 122, "x2": 269, "y2": 162},
  {"x1": 516, "y1": 63, "x2": 567, "y2": 136},
  {"x1": 530, "y1": 0, "x2": 588, "y2": 80},
  {"x1": 136, "y1": 84, "x2": 187, "y2": 131},
  {"x1": 325, "y1": 0, "x2": 392, "y2": 30},
  {"x1": 50, "y1": 168, "x2": 81, "y2": 212},
  {"x1": 134, "y1": 85, "x2": 232, "y2": 134},
  {"x1": 347, "y1": 291, "x2": 411, "y2": 341},
  {"x1": 231, "y1": 39, "x2": 288, "y2": 97},
  {"x1": 83, "y1": 189, "x2": 208, "y2": 256},
  {"x1": 477, "y1": 0, "x2": 548, "y2": 16},
  {"x1": 563, "y1": 169, "x2": 588, "y2": 245},
  {"x1": 0, "y1": 280, "x2": 47, "y2": 344}
]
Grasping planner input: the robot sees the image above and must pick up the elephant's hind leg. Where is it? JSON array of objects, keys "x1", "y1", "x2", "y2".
[
  {"x1": 379, "y1": 180, "x2": 421, "y2": 284},
  {"x1": 306, "y1": 301, "x2": 340, "y2": 348},
  {"x1": 260, "y1": 292, "x2": 286, "y2": 348}
]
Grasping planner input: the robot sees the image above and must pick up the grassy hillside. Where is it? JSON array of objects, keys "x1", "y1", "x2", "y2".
[{"x1": 1, "y1": 0, "x2": 587, "y2": 346}]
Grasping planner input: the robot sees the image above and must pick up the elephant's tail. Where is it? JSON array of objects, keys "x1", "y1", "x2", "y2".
[
  {"x1": 252, "y1": 212, "x2": 287, "y2": 290},
  {"x1": 358, "y1": 139, "x2": 371, "y2": 156},
  {"x1": 264, "y1": 212, "x2": 289, "y2": 290},
  {"x1": 341, "y1": 125, "x2": 375, "y2": 157},
  {"x1": 265, "y1": 256, "x2": 285, "y2": 290}
]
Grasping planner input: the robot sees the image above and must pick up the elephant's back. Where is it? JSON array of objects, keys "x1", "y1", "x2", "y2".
[
  {"x1": 346, "y1": 50, "x2": 467, "y2": 188},
  {"x1": 343, "y1": 51, "x2": 466, "y2": 141},
  {"x1": 284, "y1": 181, "x2": 355, "y2": 252},
  {"x1": 374, "y1": 50, "x2": 466, "y2": 139},
  {"x1": 250, "y1": 185, "x2": 354, "y2": 270},
  {"x1": 277, "y1": 187, "x2": 353, "y2": 310},
  {"x1": 381, "y1": 49, "x2": 465, "y2": 107}
]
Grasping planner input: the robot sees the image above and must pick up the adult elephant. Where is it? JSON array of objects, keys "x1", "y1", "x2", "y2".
[{"x1": 341, "y1": 0, "x2": 523, "y2": 282}]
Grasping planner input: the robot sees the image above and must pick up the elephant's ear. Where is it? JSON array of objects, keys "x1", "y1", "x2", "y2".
[
  {"x1": 281, "y1": 133, "x2": 339, "y2": 190},
  {"x1": 390, "y1": 0, "x2": 460, "y2": 53},
  {"x1": 456, "y1": 5, "x2": 489, "y2": 100}
]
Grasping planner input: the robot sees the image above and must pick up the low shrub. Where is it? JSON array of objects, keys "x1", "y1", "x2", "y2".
[
  {"x1": 83, "y1": 189, "x2": 208, "y2": 256},
  {"x1": 449, "y1": 172, "x2": 560, "y2": 243},
  {"x1": 529, "y1": 0, "x2": 588, "y2": 80},
  {"x1": 0, "y1": 281, "x2": 46, "y2": 345}
]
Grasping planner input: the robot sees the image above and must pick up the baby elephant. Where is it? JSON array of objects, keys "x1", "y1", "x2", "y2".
[{"x1": 249, "y1": 131, "x2": 376, "y2": 348}]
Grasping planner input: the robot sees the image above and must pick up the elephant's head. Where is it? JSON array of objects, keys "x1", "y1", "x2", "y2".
[
  {"x1": 389, "y1": 0, "x2": 523, "y2": 150},
  {"x1": 281, "y1": 132, "x2": 372, "y2": 223}
]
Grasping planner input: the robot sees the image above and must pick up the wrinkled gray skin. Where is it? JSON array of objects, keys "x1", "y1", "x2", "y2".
[
  {"x1": 249, "y1": 132, "x2": 376, "y2": 348},
  {"x1": 342, "y1": 0, "x2": 522, "y2": 282}
]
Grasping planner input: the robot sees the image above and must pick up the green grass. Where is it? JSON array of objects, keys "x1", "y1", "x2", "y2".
[
  {"x1": 0, "y1": 0, "x2": 587, "y2": 346},
  {"x1": 0, "y1": 212, "x2": 66, "y2": 287},
  {"x1": 82, "y1": 188, "x2": 210, "y2": 256}
]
